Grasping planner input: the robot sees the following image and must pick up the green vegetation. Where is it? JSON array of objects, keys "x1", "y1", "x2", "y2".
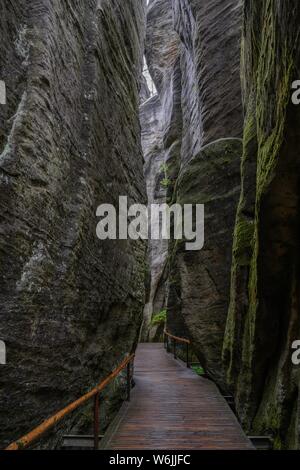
[
  {"x1": 159, "y1": 163, "x2": 168, "y2": 173},
  {"x1": 160, "y1": 177, "x2": 171, "y2": 188},
  {"x1": 160, "y1": 163, "x2": 171, "y2": 188},
  {"x1": 191, "y1": 365, "x2": 205, "y2": 376},
  {"x1": 150, "y1": 309, "x2": 167, "y2": 327}
]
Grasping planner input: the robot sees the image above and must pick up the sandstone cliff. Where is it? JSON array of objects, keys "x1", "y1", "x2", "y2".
[
  {"x1": 0, "y1": 0, "x2": 146, "y2": 447},
  {"x1": 140, "y1": 0, "x2": 181, "y2": 341},
  {"x1": 144, "y1": 0, "x2": 300, "y2": 448},
  {"x1": 223, "y1": 0, "x2": 300, "y2": 449},
  {"x1": 2, "y1": 0, "x2": 300, "y2": 452},
  {"x1": 168, "y1": 0, "x2": 243, "y2": 389},
  {"x1": 143, "y1": 0, "x2": 243, "y2": 387}
]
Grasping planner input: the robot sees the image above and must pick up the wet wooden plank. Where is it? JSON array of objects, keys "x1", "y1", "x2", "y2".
[{"x1": 101, "y1": 343, "x2": 254, "y2": 450}]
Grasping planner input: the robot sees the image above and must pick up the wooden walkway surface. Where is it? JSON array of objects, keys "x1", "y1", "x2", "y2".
[{"x1": 101, "y1": 343, "x2": 254, "y2": 450}]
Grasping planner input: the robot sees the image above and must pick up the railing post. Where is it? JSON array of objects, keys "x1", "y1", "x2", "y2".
[
  {"x1": 127, "y1": 361, "x2": 131, "y2": 401},
  {"x1": 5, "y1": 354, "x2": 135, "y2": 451},
  {"x1": 94, "y1": 393, "x2": 99, "y2": 450},
  {"x1": 166, "y1": 335, "x2": 170, "y2": 353},
  {"x1": 173, "y1": 339, "x2": 177, "y2": 360},
  {"x1": 186, "y1": 343, "x2": 190, "y2": 368}
]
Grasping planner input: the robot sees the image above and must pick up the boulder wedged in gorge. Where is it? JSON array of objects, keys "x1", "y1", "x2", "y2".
[
  {"x1": 0, "y1": 0, "x2": 146, "y2": 447},
  {"x1": 223, "y1": 0, "x2": 300, "y2": 449}
]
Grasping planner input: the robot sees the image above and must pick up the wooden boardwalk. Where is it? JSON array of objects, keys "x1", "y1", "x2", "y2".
[{"x1": 101, "y1": 343, "x2": 254, "y2": 450}]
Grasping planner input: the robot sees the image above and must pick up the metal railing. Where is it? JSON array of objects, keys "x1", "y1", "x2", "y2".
[
  {"x1": 163, "y1": 329, "x2": 191, "y2": 368},
  {"x1": 5, "y1": 353, "x2": 135, "y2": 451}
]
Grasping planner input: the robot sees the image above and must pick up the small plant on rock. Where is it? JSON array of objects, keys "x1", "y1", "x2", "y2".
[
  {"x1": 160, "y1": 163, "x2": 171, "y2": 189},
  {"x1": 151, "y1": 309, "x2": 167, "y2": 327}
]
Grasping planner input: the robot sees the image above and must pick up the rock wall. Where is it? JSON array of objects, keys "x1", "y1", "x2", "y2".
[
  {"x1": 0, "y1": 0, "x2": 146, "y2": 447},
  {"x1": 144, "y1": 0, "x2": 300, "y2": 449},
  {"x1": 3, "y1": 0, "x2": 299, "y2": 451},
  {"x1": 140, "y1": 92, "x2": 168, "y2": 341},
  {"x1": 140, "y1": 0, "x2": 181, "y2": 341},
  {"x1": 159, "y1": 0, "x2": 243, "y2": 388},
  {"x1": 223, "y1": 0, "x2": 300, "y2": 449},
  {"x1": 145, "y1": 0, "x2": 300, "y2": 449}
]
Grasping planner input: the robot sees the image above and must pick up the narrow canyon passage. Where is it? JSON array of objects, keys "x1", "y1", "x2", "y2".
[{"x1": 0, "y1": 0, "x2": 300, "y2": 454}]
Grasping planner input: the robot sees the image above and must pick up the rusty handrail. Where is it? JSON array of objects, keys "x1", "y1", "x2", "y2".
[
  {"x1": 6, "y1": 353, "x2": 135, "y2": 451},
  {"x1": 164, "y1": 330, "x2": 191, "y2": 368},
  {"x1": 164, "y1": 329, "x2": 190, "y2": 345}
]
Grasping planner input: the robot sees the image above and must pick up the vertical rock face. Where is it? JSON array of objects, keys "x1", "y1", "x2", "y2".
[
  {"x1": 143, "y1": 0, "x2": 243, "y2": 386},
  {"x1": 140, "y1": 0, "x2": 181, "y2": 341},
  {"x1": 155, "y1": 0, "x2": 243, "y2": 388},
  {"x1": 143, "y1": 0, "x2": 300, "y2": 449},
  {"x1": 0, "y1": 0, "x2": 146, "y2": 447},
  {"x1": 223, "y1": 0, "x2": 300, "y2": 449},
  {"x1": 173, "y1": 0, "x2": 243, "y2": 164},
  {"x1": 140, "y1": 92, "x2": 168, "y2": 341}
]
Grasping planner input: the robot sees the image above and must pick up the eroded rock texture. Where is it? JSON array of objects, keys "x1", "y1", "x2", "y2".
[
  {"x1": 0, "y1": 0, "x2": 146, "y2": 447},
  {"x1": 173, "y1": 0, "x2": 243, "y2": 163},
  {"x1": 145, "y1": 0, "x2": 243, "y2": 388},
  {"x1": 223, "y1": 0, "x2": 300, "y2": 449},
  {"x1": 144, "y1": 0, "x2": 300, "y2": 449},
  {"x1": 140, "y1": 0, "x2": 181, "y2": 341},
  {"x1": 171, "y1": 0, "x2": 243, "y2": 387},
  {"x1": 140, "y1": 92, "x2": 168, "y2": 341}
]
